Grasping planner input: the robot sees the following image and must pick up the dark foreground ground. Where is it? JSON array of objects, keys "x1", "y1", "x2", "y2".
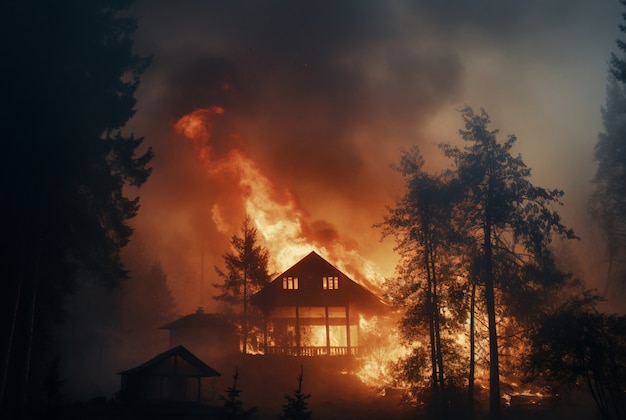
[
  {"x1": 19, "y1": 355, "x2": 601, "y2": 419},
  {"x1": 24, "y1": 392, "x2": 602, "y2": 420}
]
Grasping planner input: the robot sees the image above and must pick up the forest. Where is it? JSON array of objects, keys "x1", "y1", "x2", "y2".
[{"x1": 1, "y1": 1, "x2": 625, "y2": 419}]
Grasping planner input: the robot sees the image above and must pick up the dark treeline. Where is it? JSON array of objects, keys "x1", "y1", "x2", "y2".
[
  {"x1": 381, "y1": 107, "x2": 578, "y2": 419},
  {"x1": 0, "y1": 0, "x2": 625, "y2": 419},
  {"x1": 0, "y1": 0, "x2": 154, "y2": 416},
  {"x1": 378, "y1": 2, "x2": 626, "y2": 418},
  {"x1": 380, "y1": 107, "x2": 626, "y2": 419},
  {"x1": 591, "y1": 0, "x2": 626, "y2": 300},
  {"x1": 50, "y1": 236, "x2": 177, "y2": 401}
]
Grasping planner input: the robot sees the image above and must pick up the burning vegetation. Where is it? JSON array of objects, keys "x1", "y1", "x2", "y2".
[
  {"x1": 168, "y1": 100, "x2": 626, "y2": 420},
  {"x1": 4, "y1": 1, "x2": 626, "y2": 419}
]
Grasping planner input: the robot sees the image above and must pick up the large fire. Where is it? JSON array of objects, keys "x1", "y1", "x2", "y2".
[
  {"x1": 174, "y1": 107, "x2": 385, "y2": 290},
  {"x1": 356, "y1": 315, "x2": 411, "y2": 393},
  {"x1": 172, "y1": 107, "x2": 548, "y2": 402},
  {"x1": 173, "y1": 106, "x2": 402, "y2": 387}
]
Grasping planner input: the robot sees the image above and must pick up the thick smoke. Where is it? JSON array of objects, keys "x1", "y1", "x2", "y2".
[{"x1": 124, "y1": 0, "x2": 622, "y2": 313}]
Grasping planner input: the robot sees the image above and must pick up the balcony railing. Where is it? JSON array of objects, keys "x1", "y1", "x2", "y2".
[{"x1": 264, "y1": 346, "x2": 358, "y2": 356}]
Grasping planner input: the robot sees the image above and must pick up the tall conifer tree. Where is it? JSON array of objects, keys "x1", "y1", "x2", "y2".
[
  {"x1": 591, "y1": 0, "x2": 626, "y2": 297},
  {"x1": 381, "y1": 146, "x2": 468, "y2": 416},
  {"x1": 214, "y1": 216, "x2": 271, "y2": 354},
  {"x1": 442, "y1": 106, "x2": 576, "y2": 419},
  {"x1": 0, "y1": 1, "x2": 151, "y2": 411}
]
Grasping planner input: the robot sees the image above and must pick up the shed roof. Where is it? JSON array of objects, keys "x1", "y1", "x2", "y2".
[
  {"x1": 118, "y1": 345, "x2": 220, "y2": 377},
  {"x1": 159, "y1": 310, "x2": 235, "y2": 332}
]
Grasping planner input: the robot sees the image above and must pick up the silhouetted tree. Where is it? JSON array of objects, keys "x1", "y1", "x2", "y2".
[
  {"x1": 441, "y1": 106, "x2": 576, "y2": 419},
  {"x1": 214, "y1": 216, "x2": 271, "y2": 354},
  {"x1": 527, "y1": 291, "x2": 626, "y2": 420},
  {"x1": 279, "y1": 365, "x2": 312, "y2": 420},
  {"x1": 591, "y1": 0, "x2": 626, "y2": 297},
  {"x1": 467, "y1": 274, "x2": 477, "y2": 414},
  {"x1": 112, "y1": 237, "x2": 177, "y2": 361},
  {"x1": 0, "y1": 0, "x2": 151, "y2": 412},
  {"x1": 42, "y1": 357, "x2": 64, "y2": 409},
  {"x1": 119, "y1": 238, "x2": 177, "y2": 339},
  {"x1": 219, "y1": 367, "x2": 256, "y2": 420},
  {"x1": 380, "y1": 146, "x2": 468, "y2": 416}
]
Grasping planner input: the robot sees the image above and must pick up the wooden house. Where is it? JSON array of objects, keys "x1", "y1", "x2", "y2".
[
  {"x1": 118, "y1": 345, "x2": 221, "y2": 403},
  {"x1": 250, "y1": 251, "x2": 388, "y2": 356}
]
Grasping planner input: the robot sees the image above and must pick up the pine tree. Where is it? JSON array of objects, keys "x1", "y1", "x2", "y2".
[
  {"x1": 379, "y1": 146, "x2": 467, "y2": 414},
  {"x1": 591, "y1": 0, "x2": 626, "y2": 297},
  {"x1": 117, "y1": 237, "x2": 177, "y2": 356},
  {"x1": 279, "y1": 365, "x2": 312, "y2": 420},
  {"x1": 214, "y1": 216, "x2": 271, "y2": 354},
  {"x1": 42, "y1": 357, "x2": 64, "y2": 409},
  {"x1": 219, "y1": 367, "x2": 256, "y2": 420},
  {"x1": 528, "y1": 292, "x2": 626, "y2": 420},
  {"x1": 0, "y1": 1, "x2": 152, "y2": 411},
  {"x1": 442, "y1": 106, "x2": 576, "y2": 419}
]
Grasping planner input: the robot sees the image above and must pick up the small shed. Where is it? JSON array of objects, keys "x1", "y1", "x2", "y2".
[
  {"x1": 159, "y1": 308, "x2": 239, "y2": 362},
  {"x1": 118, "y1": 345, "x2": 220, "y2": 403}
]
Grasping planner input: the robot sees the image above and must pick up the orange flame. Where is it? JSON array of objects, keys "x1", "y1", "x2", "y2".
[
  {"x1": 172, "y1": 108, "x2": 530, "y2": 397},
  {"x1": 174, "y1": 106, "x2": 224, "y2": 164},
  {"x1": 355, "y1": 314, "x2": 411, "y2": 391},
  {"x1": 174, "y1": 107, "x2": 386, "y2": 288},
  {"x1": 174, "y1": 106, "x2": 399, "y2": 367}
]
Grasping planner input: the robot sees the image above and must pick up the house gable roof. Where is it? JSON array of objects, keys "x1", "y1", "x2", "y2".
[
  {"x1": 118, "y1": 345, "x2": 220, "y2": 377},
  {"x1": 250, "y1": 251, "x2": 387, "y2": 312}
]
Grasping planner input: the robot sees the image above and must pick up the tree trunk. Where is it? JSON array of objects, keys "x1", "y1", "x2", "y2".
[
  {"x1": 424, "y1": 231, "x2": 444, "y2": 417},
  {"x1": 22, "y1": 235, "x2": 43, "y2": 410},
  {"x1": 430, "y1": 248, "x2": 445, "y2": 404},
  {"x1": 427, "y1": 284, "x2": 438, "y2": 391},
  {"x1": 425, "y1": 239, "x2": 439, "y2": 404},
  {"x1": 468, "y1": 280, "x2": 476, "y2": 417},
  {"x1": 242, "y1": 266, "x2": 248, "y2": 355},
  {"x1": 22, "y1": 277, "x2": 38, "y2": 409},
  {"x1": 484, "y1": 214, "x2": 501, "y2": 419},
  {"x1": 0, "y1": 272, "x2": 23, "y2": 407},
  {"x1": 602, "y1": 249, "x2": 614, "y2": 298}
]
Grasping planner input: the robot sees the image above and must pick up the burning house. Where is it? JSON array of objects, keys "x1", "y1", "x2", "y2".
[{"x1": 250, "y1": 251, "x2": 388, "y2": 356}]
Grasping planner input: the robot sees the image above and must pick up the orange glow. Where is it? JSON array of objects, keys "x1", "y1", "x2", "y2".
[
  {"x1": 174, "y1": 107, "x2": 387, "y2": 288},
  {"x1": 172, "y1": 108, "x2": 528, "y2": 402},
  {"x1": 174, "y1": 106, "x2": 224, "y2": 165},
  {"x1": 355, "y1": 315, "x2": 410, "y2": 391},
  {"x1": 301, "y1": 325, "x2": 349, "y2": 348}
]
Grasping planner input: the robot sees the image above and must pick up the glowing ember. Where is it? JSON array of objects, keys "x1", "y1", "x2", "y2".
[{"x1": 503, "y1": 381, "x2": 550, "y2": 407}]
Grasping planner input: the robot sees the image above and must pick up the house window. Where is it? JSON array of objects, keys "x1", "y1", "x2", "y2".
[
  {"x1": 323, "y1": 276, "x2": 339, "y2": 290},
  {"x1": 283, "y1": 276, "x2": 298, "y2": 290}
]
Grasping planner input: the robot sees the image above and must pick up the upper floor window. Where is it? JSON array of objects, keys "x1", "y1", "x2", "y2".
[
  {"x1": 323, "y1": 276, "x2": 339, "y2": 290},
  {"x1": 282, "y1": 276, "x2": 299, "y2": 290}
]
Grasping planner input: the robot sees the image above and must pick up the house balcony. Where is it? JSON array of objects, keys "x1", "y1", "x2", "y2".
[{"x1": 263, "y1": 346, "x2": 359, "y2": 357}]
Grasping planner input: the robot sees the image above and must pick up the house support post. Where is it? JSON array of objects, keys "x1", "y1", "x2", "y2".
[
  {"x1": 263, "y1": 310, "x2": 268, "y2": 355},
  {"x1": 345, "y1": 305, "x2": 351, "y2": 356},
  {"x1": 325, "y1": 306, "x2": 330, "y2": 356},
  {"x1": 295, "y1": 305, "x2": 301, "y2": 356}
]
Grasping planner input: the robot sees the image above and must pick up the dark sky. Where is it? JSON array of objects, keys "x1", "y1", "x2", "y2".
[{"x1": 125, "y1": 0, "x2": 622, "y2": 312}]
